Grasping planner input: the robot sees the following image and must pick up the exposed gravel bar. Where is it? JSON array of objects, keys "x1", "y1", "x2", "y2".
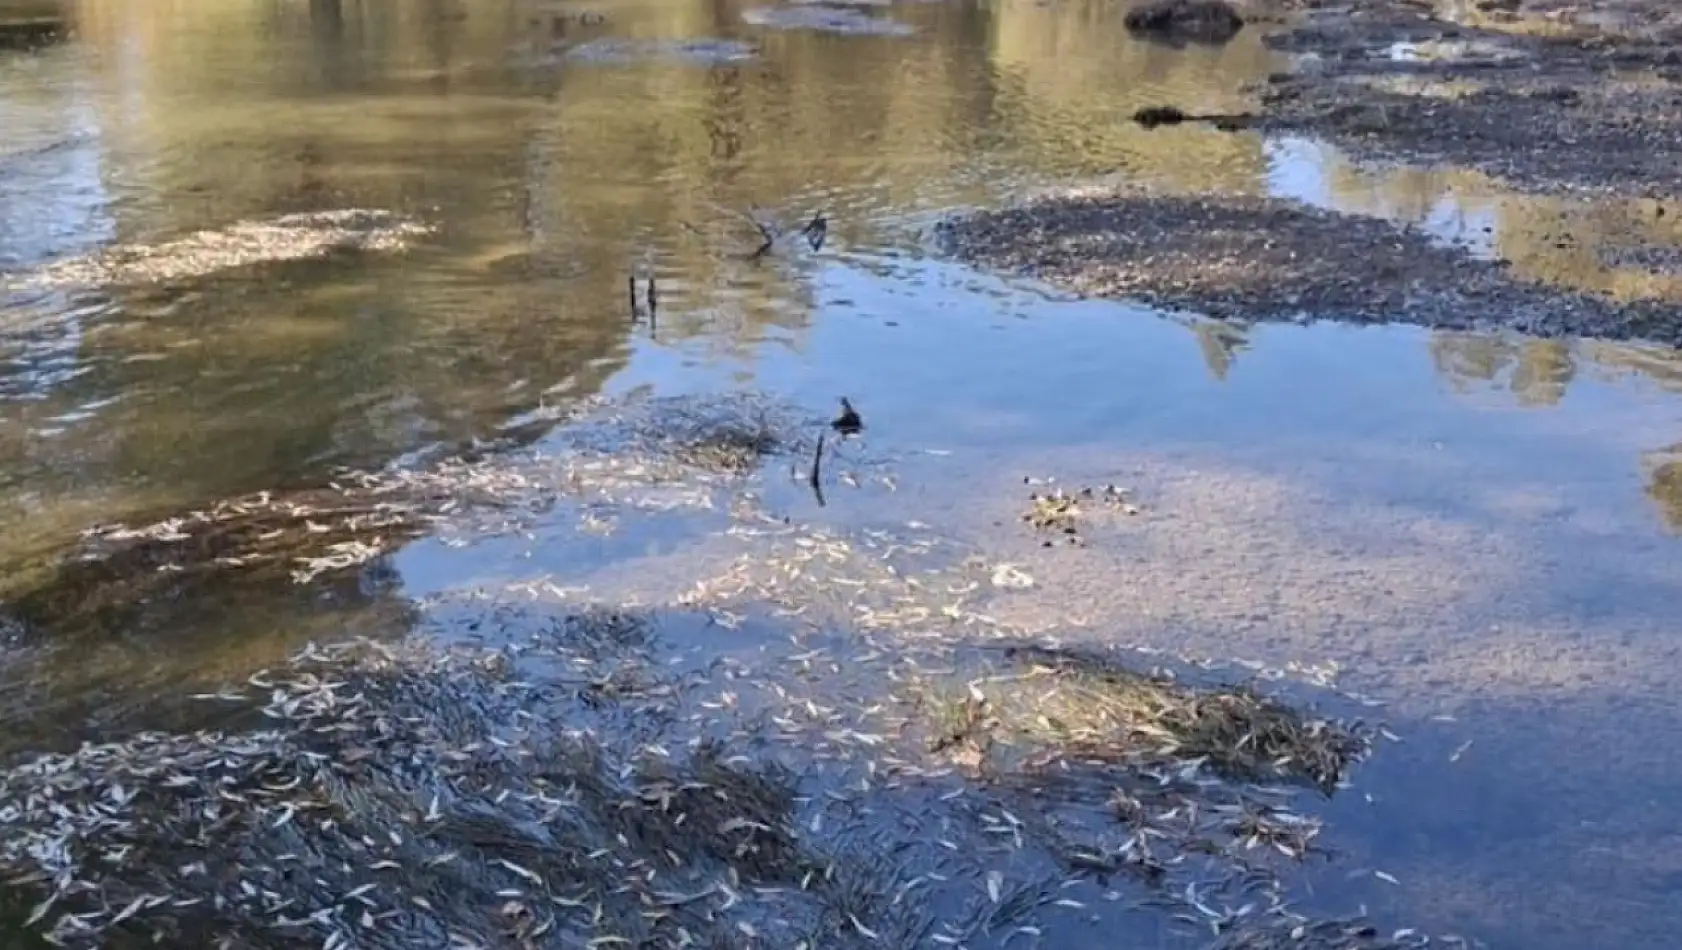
[
  {"x1": 1254, "y1": 0, "x2": 1682, "y2": 195},
  {"x1": 935, "y1": 185, "x2": 1682, "y2": 344}
]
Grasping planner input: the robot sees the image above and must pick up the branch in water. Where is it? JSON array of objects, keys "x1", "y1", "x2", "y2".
[{"x1": 808, "y1": 432, "x2": 826, "y2": 507}]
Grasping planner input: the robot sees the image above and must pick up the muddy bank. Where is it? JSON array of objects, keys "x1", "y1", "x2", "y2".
[
  {"x1": 1254, "y1": 0, "x2": 1682, "y2": 195},
  {"x1": 934, "y1": 184, "x2": 1682, "y2": 343}
]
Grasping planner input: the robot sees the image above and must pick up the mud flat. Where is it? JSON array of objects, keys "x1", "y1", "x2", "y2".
[
  {"x1": 934, "y1": 183, "x2": 1682, "y2": 343},
  {"x1": 1254, "y1": 0, "x2": 1682, "y2": 195}
]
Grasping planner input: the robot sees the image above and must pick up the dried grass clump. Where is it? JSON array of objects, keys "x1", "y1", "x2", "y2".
[{"x1": 907, "y1": 643, "x2": 1393, "y2": 940}]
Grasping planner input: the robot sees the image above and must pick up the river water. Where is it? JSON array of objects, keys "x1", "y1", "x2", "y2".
[{"x1": 2, "y1": 0, "x2": 1681, "y2": 947}]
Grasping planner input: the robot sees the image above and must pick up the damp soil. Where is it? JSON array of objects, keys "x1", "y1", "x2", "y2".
[
  {"x1": 934, "y1": 183, "x2": 1682, "y2": 344},
  {"x1": 1253, "y1": 0, "x2": 1682, "y2": 195}
]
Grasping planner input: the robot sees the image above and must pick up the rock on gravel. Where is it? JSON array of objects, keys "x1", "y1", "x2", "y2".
[{"x1": 1123, "y1": 0, "x2": 1246, "y2": 47}]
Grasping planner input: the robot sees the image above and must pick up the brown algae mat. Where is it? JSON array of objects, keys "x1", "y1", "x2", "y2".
[{"x1": 935, "y1": 184, "x2": 1682, "y2": 344}]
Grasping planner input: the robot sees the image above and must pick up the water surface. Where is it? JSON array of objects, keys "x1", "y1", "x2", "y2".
[{"x1": 3, "y1": 0, "x2": 1682, "y2": 947}]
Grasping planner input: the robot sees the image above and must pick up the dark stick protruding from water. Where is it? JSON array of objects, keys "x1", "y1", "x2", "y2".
[
  {"x1": 646, "y1": 274, "x2": 658, "y2": 318},
  {"x1": 749, "y1": 227, "x2": 776, "y2": 261},
  {"x1": 801, "y1": 212, "x2": 828, "y2": 251},
  {"x1": 809, "y1": 432, "x2": 826, "y2": 507},
  {"x1": 627, "y1": 274, "x2": 638, "y2": 319}
]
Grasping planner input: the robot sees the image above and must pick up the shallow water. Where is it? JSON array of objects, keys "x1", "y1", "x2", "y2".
[{"x1": 3, "y1": 0, "x2": 1682, "y2": 947}]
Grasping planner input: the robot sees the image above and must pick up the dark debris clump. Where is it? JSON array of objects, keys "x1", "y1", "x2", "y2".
[
  {"x1": 1124, "y1": 0, "x2": 1246, "y2": 47},
  {"x1": 1022, "y1": 483, "x2": 1140, "y2": 546}
]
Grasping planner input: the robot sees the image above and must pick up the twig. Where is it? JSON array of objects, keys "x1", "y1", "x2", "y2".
[
  {"x1": 749, "y1": 222, "x2": 777, "y2": 261},
  {"x1": 809, "y1": 432, "x2": 826, "y2": 508}
]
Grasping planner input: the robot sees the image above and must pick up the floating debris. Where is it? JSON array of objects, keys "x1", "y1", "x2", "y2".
[
  {"x1": 741, "y1": 4, "x2": 916, "y2": 37},
  {"x1": 930, "y1": 643, "x2": 1371, "y2": 796},
  {"x1": 0, "y1": 388, "x2": 1464, "y2": 950},
  {"x1": 0, "y1": 210, "x2": 433, "y2": 292},
  {"x1": 558, "y1": 37, "x2": 759, "y2": 66},
  {"x1": 1022, "y1": 484, "x2": 1139, "y2": 545},
  {"x1": 1132, "y1": 104, "x2": 1257, "y2": 131},
  {"x1": 0, "y1": 634, "x2": 928, "y2": 950},
  {"x1": 990, "y1": 563, "x2": 1036, "y2": 589}
]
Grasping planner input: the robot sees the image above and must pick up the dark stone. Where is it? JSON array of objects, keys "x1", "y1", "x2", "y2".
[
  {"x1": 0, "y1": 15, "x2": 65, "y2": 51},
  {"x1": 1123, "y1": 0, "x2": 1244, "y2": 47},
  {"x1": 1133, "y1": 105, "x2": 1190, "y2": 129}
]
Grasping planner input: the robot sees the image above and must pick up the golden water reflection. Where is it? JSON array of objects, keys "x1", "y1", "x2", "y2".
[{"x1": 2, "y1": 0, "x2": 1681, "y2": 562}]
